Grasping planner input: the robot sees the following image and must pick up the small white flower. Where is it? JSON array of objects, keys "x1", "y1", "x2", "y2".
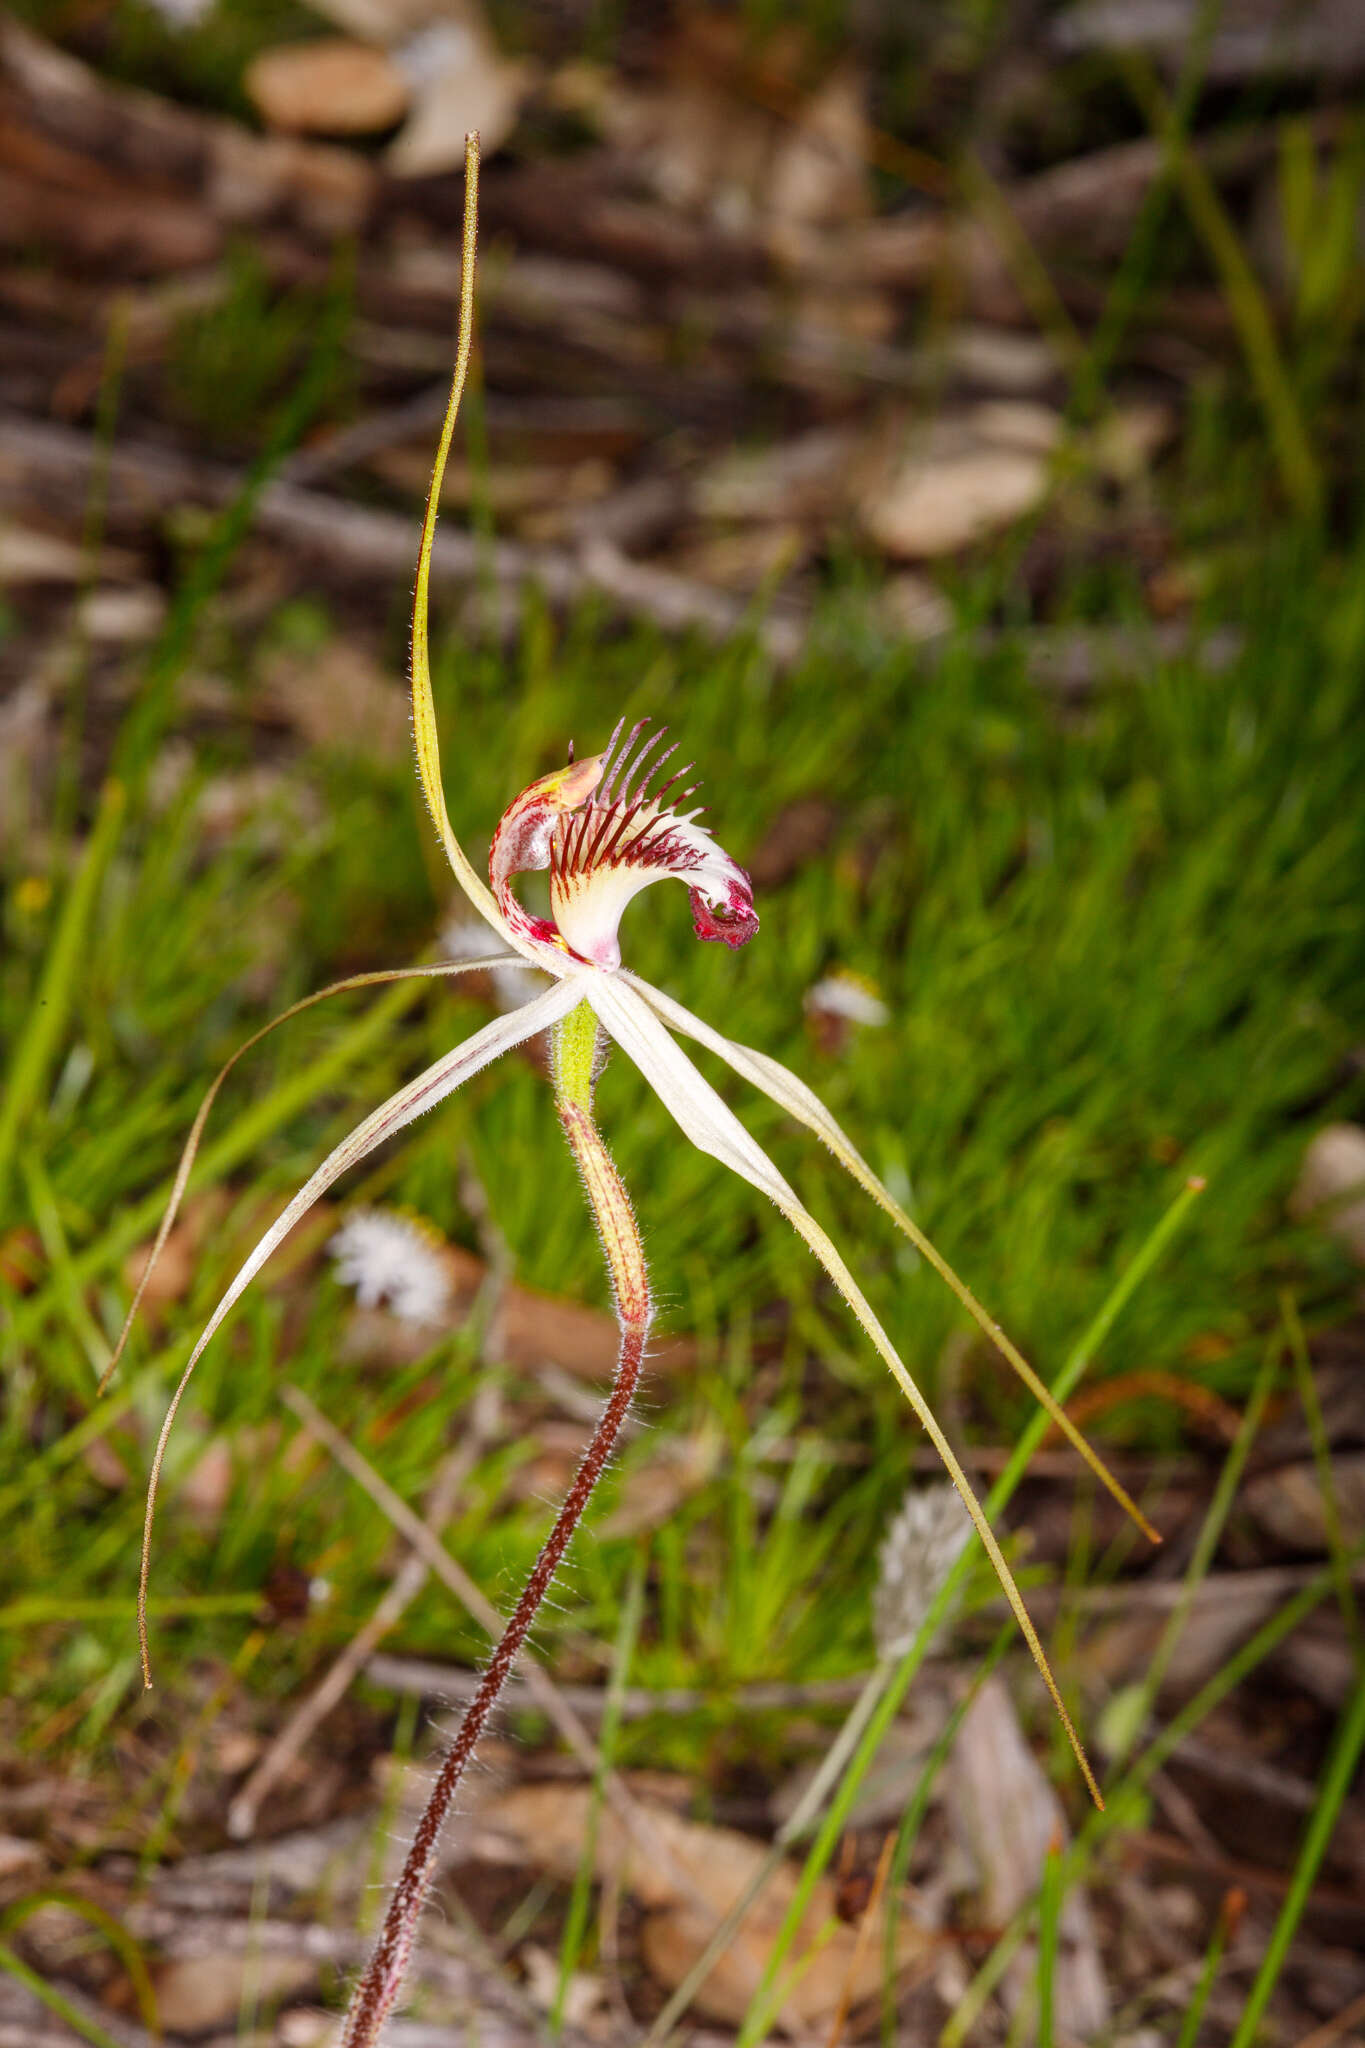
[
  {"x1": 874, "y1": 1482, "x2": 973, "y2": 1661},
  {"x1": 144, "y1": 0, "x2": 215, "y2": 28},
  {"x1": 328, "y1": 1208, "x2": 453, "y2": 1326},
  {"x1": 805, "y1": 972, "x2": 890, "y2": 1029}
]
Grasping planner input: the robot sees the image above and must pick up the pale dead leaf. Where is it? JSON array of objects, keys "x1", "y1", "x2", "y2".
[
  {"x1": 367, "y1": 446, "x2": 614, "y2": 522},
  {"x1": 600, "y1": 1426, "x2": 723, "y2": 1538},
  {"x1": 256, "y1": 641, "x2": 409, "y2": 758},
  {"x1": 179, "y1": 1433, "x2": 236, "y2": 1525},
  {"x1": 478, "y1": 1783, "x2": 927, "y2": 2031},
  {"x1": 0, "y1": 526, "x2": 136, "y2": 585},
  {"x1": 949, "y1": 1674, "x2": 1109, "y2": 2039},
  {"x1": 196, "y1": 764, "x2": 322, "y2": 849},
  {"x1": 213, "y1": 1729, "x2": 264, "y2": 1774},
  {"x1": 564, "y1": 23, "x2": 866, "y2": 248},
  {"x1": 246, "y1": 39, "x2": 410, "y2": 137},
  {"x1": 878, "y1": 571, "x2": 954, "y2": 643},
  {"x1": 0, "y1": 1836, "x2": 45, "y2": 1883},
  {"x1": 338, "y1": 1238, "x2": 695, "y2": 1379},
  {"x1": 1243, "y1": 1453, "x2": 1365, "y2": 1553},
  {"x1": 76, "y1": 585, "x2": 167, "y2": 643},
  {"x1": 1081, "y1": 1575, "x2": 1285, "y2": 1695},
  {"x1": 207, "y1": 124, "x2": 375, "y2": 238},
  {"x1": 519, "y1": 1942, "x2": 607, "y2": 2028},
  {"x1": 123, "y1": 1190, "x2": 231, "y2": 1322},
  {"x1": 861, "y1": 403, "x2": 1063, "y2": 559},
  {"x1": 771, "y1": 1691, "x2": 951, "y2": 1833},
  {"x1": 304, "y1": 0, "x2": 438, "y2": 41},
  {"x1": 948, "y1": 325, "x2": 1061, "y2": 394},
  {"x1": 804, "y1": 969, "x2": 891, "y2": 1059},
  {"x1": 152, "y1": 1952, "x2": 317, "y2": 2033},
  {"x1": 664, "y1": 525, "x2": 806, "y2": 595},
  {"x1": 693, "y1": 427, "x2": 858, "y2": 524},
  {"x1": 81, "y1": 1435, "x2": 131, "y2": 1491},
  {"x1": 767, "y1": 61, "x2": 869, "y2": 242},
  {"x1": 0, "y1": 526, "x2": 84, "y2": 583},
  {"x1": 971, "y1": 399, "x2": 1067, "y2": 454},
  {"x1": 1093, "y1": 399, "x2": 1176, "y2": 482},
  {"x1": 387, "y1": 20, "x2": 532, "y2": 176},
  {"x1": 1292, "y1": 1123, "x2": 1365, "y2": 1262}
]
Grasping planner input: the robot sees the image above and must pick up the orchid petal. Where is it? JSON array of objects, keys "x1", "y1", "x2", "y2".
[
  {"x1": 494, "y1": 720, "x2": 757, "y2": 971},
  {"x1": 139, "y1": 973, "x2": 583, "y2": 1682},
  {"x1": 587, "y1": 974, "x2": 1101, "y2": 1807},
  {"x1": 626, "y1": 972, "x2": 1158, "y2": 1546},
  {"x1": 100, "y1": 957, "x2": 535, "y2": 1397}
]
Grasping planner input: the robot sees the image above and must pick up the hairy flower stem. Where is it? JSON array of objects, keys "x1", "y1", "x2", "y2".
[{"x1": 342, "y1": 1000, "x2": 650, "y2": 2046}]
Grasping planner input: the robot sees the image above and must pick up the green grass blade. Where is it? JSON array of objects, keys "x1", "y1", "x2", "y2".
[
  {"x1": 944, "y1": 1544, "x2": 1363, "y2": 2045},
  {"x1": 880, "y1": 1623, "x2": 1012, "y2": 2047},
  {"x1": 0, "y1": 1890, "x2": 159, "y2": 2040},
  {"x1": 1102, "y1": 1331, "x2": 1279, "y2": 1777},
  {"x1": 1174, "y1": 1888, "x2": 1241, "y2": 2048},
  {"x1": 1123, "y1": 55, "x2": 1322, "y2": 522},
  {"x1": 735, "y1": 1175, "x2": 1205, "y2": 2048},
  {"x1": 1227, "y1": 1670, "x2": 1365, "y2": 2048},
  {"x1": 552, "y1": 1547, "x2": 645, "y2": 2037},
  {"x1": 1034, "y1": 1829, "x2": 1064, "y2": 2048},
  {"x1": 1283, "y1": 1290, "x2": 1363, "y2": 1660},
  {"x1": 0, "y1": 778, "x2": 125, "y2": 1216},
  {"x1": 0, "y1": 1593, "x2": 261, "y2": 1628},
  {"x1": 114, "y1": 258, "x2": 352, "y2": 791},
  {"x1": 0, "y1": 1942, "x2": 131, "y2": 2048},
  {"x1": 9, "y1": 976, "x2": 426, "y2": 1349}
]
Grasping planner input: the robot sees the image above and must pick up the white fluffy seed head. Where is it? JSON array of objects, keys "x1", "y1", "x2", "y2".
[
  {"x1": 328, "y1": 1207, "x2": 453, "y2": 1327},
  {"x1": 873, "y1": 1481, "x2": 973, "y2": 1661},
  {"x1": 804, "y1": 973, "x2": 890, "y2": 1028}
]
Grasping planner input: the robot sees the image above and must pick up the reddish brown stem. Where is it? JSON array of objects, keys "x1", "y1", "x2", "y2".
[{"x1": 342, "y1": 1079, "x2": 650, "y2": 2047}]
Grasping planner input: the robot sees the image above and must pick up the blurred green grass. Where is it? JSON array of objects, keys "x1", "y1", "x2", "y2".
[{"x1": 2, "y1": 517, "x2": 1362, "y2": 1778}]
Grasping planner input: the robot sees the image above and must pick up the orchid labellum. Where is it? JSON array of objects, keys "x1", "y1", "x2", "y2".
[{"x1": 110, "y1": 136, "x2": 1156, "y2": 2047}]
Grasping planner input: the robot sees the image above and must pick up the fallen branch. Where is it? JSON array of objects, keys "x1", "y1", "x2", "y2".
[{"x1": 0, "y1": 408, "x2": 806, "y2": 658}]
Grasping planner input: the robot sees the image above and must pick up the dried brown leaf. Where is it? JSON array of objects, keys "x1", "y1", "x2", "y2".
[
  {"x1": 245, "y1": 39, "x2": 410, "y2": 137},
  {"x1": 950, "y1": 1674, "x2": 1110, "y2": 2037},
  {"x1": 861, "y1": 404, "x2": 1062, "y2": 559},
  {"x1": 1243, "y1": 1454, "x2": 1365, "y2": 1554},
  {"x1": 1293, "y1": 1124, "x2": 1365, "y2": 1263},
  {"x1": 151, "y1": 1951, "x2": 317, "y2": 2033},
  {"x1": 476, "y1": 1783, "x2": 927, "y2": 2031}
]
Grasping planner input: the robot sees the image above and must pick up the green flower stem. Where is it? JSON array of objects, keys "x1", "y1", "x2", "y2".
[{"x1": 342, "y1": 998, "x2": 652, "y2": 2046}]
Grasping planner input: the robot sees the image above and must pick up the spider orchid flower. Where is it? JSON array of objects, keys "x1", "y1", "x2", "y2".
[{"x1": 110, "y1": 136, "x2": 1157, "y2": 2047}]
